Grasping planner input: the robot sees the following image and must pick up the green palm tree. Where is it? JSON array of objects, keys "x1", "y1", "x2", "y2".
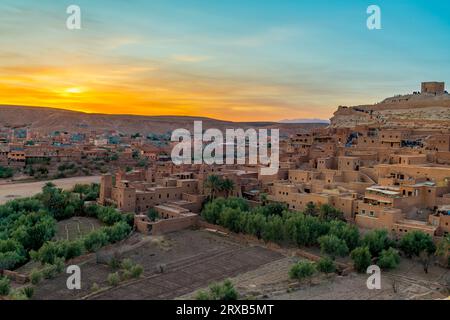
[
  {"x1": 205, "y1": 174, "x2": 222, "y2": 200},
  {"x1": 260, "y1": 193, "x2": 268, "y2": 206},
  {"x1": 220, "y1": 178, "x2": 235, "y2": 198}
]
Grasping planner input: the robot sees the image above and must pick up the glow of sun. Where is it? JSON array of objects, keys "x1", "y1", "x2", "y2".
[{"x1": 65, "y1": 87, "x2": 83, "y2": 94}]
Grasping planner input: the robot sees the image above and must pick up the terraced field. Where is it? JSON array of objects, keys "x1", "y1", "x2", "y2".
[{"x1": 32, "y1": 229, "x2": 283, "y2": 300}]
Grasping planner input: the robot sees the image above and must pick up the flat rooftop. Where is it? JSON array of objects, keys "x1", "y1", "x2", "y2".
[{"x1": 366, "y1": 186, "x2": 400, "y2": 196}]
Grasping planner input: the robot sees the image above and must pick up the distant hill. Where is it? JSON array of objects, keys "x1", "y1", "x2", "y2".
[
  {"x1": 0, "y1": 105, "x2": 327, "y2": 136},
  {"x1": 279, "y1": 118, "x2": 330, "y2": 124}
]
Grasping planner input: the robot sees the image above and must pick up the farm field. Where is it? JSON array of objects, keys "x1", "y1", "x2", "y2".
[
  {"x1": 272, "y1": 259, "x2": 450, "y2": 300},
  {"x1": 24, "y1": 228, "x2": 450, "y2": 300},
  {"x1": 31, "y1": 229, "x2": 283, "y2": 300},
  {"x1": 179, "y1": 247, "x2": 450, "y2": 300}
]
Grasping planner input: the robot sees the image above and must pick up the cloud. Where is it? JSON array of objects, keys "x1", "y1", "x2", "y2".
[{"x1": 172, "y1": 55, "x2": 211, "y2": 63}]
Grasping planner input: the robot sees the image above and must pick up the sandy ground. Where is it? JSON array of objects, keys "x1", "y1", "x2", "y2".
[{"x1": 0, "y1": 175, "x2": 100, "y2": 204}]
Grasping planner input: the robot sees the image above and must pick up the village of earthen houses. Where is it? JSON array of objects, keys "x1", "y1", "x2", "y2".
[{"x1": 0, "y1": 82, "x2": 449, "y2": 301}]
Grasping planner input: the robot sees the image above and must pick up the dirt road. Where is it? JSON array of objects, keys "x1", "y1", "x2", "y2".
[{"x1": 0, "y1": 175, "x2": 101, "y2": 204}]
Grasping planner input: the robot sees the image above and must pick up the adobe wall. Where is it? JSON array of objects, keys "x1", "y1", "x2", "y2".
[
  {"x1": 422, "y1": 82, "x2": 445, "y2": 95},
  {"x1": 151, "y1": 215, "x2": 198, "y2": 235},
  {"x1": 376, "y1": 164, "x2": 450, "y2": 184},
  {"x1": 0, "y1": 270, "x2": 28, "y2": 284},
  {"x1": 436, "y1": 152, "x2": 450, "y2": 165}
]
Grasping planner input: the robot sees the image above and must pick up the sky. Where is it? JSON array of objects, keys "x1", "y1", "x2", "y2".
[{"x1": 0, "y1": 0, "x2": 450, "y2": 121}]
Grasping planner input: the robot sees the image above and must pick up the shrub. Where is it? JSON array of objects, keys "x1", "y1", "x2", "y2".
[
  {"x1": 316, "y1": 257, "x2": 337, "y2": 274},
  {"x1": 65, "y1": 240, "x2": 85, "y2": 260},
  {"x1": 31, "y1": 241, "x2": 62, "y2": 264},
  {"x1": 436, "y1": 235, "x2": 450, "y2": 268},
  {"x1": 103, "y1": 221, "x2": 131, "y2": 243},
  {"x1": 196, "y1": 279, "x2": 238, "y2": 300},
  {"x1": 30, "y1": 269, "x2": 43, "y2": 285},
  {"x1": 289, "y1": 260, "x2": 316, "y2": 280},
  {"x1": 53, "y1": 257, "x2": 65, "y2": 273},
  {"x1": 120, "y1": 258, "x2": 134, "y2": 271},
  {"x1": 0, "y1": 276, "x2": 11, "y2": 296},
  {"x1": 8, "y1": 290, "x2": 28, "y2": 300},
  {"x1": 0, "y1": 166, "x2": 14, "y2": 178},
  {"x1": 107, "y1": 272, "x2": 120, "y2": 286},
  {"x1": 42, "y1": 263, "x2": 59, "y2": 279},
  {"x1": 362, "y1": 229, "x2": 395, "y2": 257},
  {"x1": 121, "y1": 270, "x2": 133, "y2": 280},
  {"x1": 32, "y1": 239, "x2": 85, "y2": 264},
  {"x1": 195, "y1": 290, "x2": 211, "y2": 300},
  {"x1": 84, "y1": 204, "x2": 100, "y2": 218},
  {"x1": 21, "y1": 286, "x2": 34, "y2": 299},
  {"x1": 97, "y1": 207, "x2": 124, "y2": 226},
  {"x1": 318, "y1": 234, "x2": 349, "y2": 258},
  {"x1": 399, "y1": 231, "x2": 436, "y2": 258},
  {"x1": 131, "y1": 264, "x2": 144, "y2": 278},
  {"x1": 350, "y1": 246, "x2": 372, "y2": 273},
  {"x1": 91, "y1": 282, "x2": 100, "y2": 292},
  {"x1": 209, "y1": 279, "x2": 238, "y2": 300},
  {"x1": 0, "y1": 249, "x2": 27, "y2": 270},
  {"x1": 83, "y1": 230, "x2": 109, "y2": 252},
  {"x1": 328, "y1": 220, "x2": 360, "y2": 251},
  {"x1": 377, "y1": 247, "x2": 401, "y2": 270},
  {"x1": 318, "y1": 204, "x2": 345, "y2": 221},
  {"x1": 109, "y1": 256, "x2": 121, "y2": 270}
]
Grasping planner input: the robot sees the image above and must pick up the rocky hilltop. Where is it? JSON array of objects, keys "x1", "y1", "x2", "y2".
[{"x1": 330, "y1": 82, "x2": 450, "y2": 129}]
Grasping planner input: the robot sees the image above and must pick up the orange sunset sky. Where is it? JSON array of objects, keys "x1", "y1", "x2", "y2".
[{"x1": 1, "y1": 1, "x2": 449, "y2": 121}]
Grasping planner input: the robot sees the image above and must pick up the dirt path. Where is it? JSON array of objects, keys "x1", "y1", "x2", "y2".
[{"x1": 0, "y1": 175, "x2": 101, "y2": 204}]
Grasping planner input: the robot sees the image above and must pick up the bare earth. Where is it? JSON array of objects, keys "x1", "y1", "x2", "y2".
[
  {"x1": 0, "y1": 175, "x2": 100, "y2": 204},
  {"x1": 32, "y1": 230, "x2": 283, "y2": 300},
  {"x1": 0, "y1": 105, "x2": 326, "y2": 136},
  {"x1": 28, "y1": 229, "x2": 449, "y2": 300},
  {"x1": 180, "y1": 256, "x2": 449, "y2": 300}
]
